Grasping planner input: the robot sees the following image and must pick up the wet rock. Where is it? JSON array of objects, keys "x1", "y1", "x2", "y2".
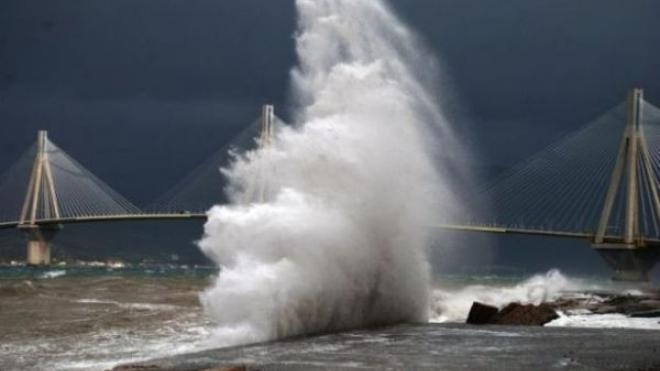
[
  {"x1": 543, "y1": 290, "x2": 660, "y2": 318},
  {"x1": 606, "y1": 295, "x2": 650, "y2": 306},
  {"x1": 639, "y1": 300, "x2": 660, "y2": 308},
  {"x1": 111, "y1": 365, "x2": 164, "y2": 371},
  {"x1": 112, "y1": 365, "x2": 249, "y2": 371},
  {"x1": 466, "y1": 301, "x2": 559, "y2": 326},
  {"x1": 590, "y1": 304, "x2": 619, "y2": 314},
  {"x1": 466, "y1": 302, "x2": 499, "y2": 324},
  {"x1": 600, "y1": 295, "x2": 660, "y2": 315},
  {"x1": 492, "y1": 303, "x2": 559, "y2": 326},
  {"x1": 629, "y1": 310, "x2": 660, "y2": 318},
  {"x1": 552, "y1": 298, "x2": 582, "y2": 310}
]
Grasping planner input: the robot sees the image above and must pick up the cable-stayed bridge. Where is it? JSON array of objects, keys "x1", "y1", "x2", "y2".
[
  {"x1": 442, "y1": 88, "x2": 660, "y2": 280},
  {"x1": 0, "y1": 105, "x2": 280, "y2": 266},
  {"x1": 1, "y1": 90, "x2": 659, "y2": 280}
]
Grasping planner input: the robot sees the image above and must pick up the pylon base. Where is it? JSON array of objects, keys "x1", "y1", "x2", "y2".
[
  {"x1": 21, "y1": 226, "x2": 59, "y2": 267},
  {"x1": 594, "y1": 246, "x2": 660, "y2": 281}
]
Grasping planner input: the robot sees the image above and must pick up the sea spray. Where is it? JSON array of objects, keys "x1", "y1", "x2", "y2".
[
  {"x1": 429, "y1": 270, "x2": 600, "y2": 323},
  {"x1": 199, "y1": 0, "x2": 462, "y2": 345}
]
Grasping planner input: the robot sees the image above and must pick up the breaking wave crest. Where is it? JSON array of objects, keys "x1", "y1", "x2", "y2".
[
  {"x1": 429, "y1": 270, "x2": 598, "y2": 323},
  {"x1": 199, "y1": 0, "x2": 461, "y2": 346},
  {"x1": 39, "y1": 270, "x2": 67, "y2": 279}
]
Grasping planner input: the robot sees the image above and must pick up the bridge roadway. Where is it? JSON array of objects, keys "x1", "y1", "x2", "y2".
[
  {"x1": 2, "y1": 216, "x2": 659, "y2": 247},
  {"x1": 0, "y1": 213, "x2": 208, "y2": 230},
  {"x1": 438, "y1": 224, "x2": 660, "y2": 246}
]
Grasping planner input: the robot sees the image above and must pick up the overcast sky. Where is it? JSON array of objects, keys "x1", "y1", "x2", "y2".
[
  {"x1": 2, "y1": 1, "x2": 660, "y2": 271},
  {"x1": 1, "y1": 0, "x2": 659, "y2": 204}
]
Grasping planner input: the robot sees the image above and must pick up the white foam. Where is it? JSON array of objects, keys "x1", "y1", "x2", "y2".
[
  {"x1": 75, "y1": 298, "x2": 177, "y2": 311},
  {"x1": 39, "y1": 270, "x2": 66, "y2": 279},
  {"x1": 429, "y1": 270, "x2": 660, "y2": 330},
  {"x1": 547, "y1": 311, "x2": 660, "y2": 330},
  {"x1": 46, "y1": 320, "x2": 213, "y2": 370},
  {"x1": 199, "y1": 0, "x2": 461, "y2": 346},
  {"x1": 429, "y1": 270, "x2": 598, "y2": 323}
]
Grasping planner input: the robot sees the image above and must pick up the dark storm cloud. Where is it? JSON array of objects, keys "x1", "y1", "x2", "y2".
[
  {"x1": 389, "y1": 0, "x2": 660, "y2": 176},
  {"x1": 0, "y1": 0, "x2": 296, "y2": 202},
  {"x1": 393, "y1": 0, "x2": 660, "y2": 119},
  {"x1": 0, "y1": 0, "x2": 659, "y2": 203},
  {"x1": 0, "y1": 1, "x2": 296, "y2": 102},
  {"x1": 1, "y1": 0, "x2": 659, "y2": 271}
]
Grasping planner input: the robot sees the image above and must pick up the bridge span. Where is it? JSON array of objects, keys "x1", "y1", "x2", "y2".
[
  {"x1": 0, "y1": 213, "x2": 207, "y2": 231},
  {"x1": 1, "y1": 93, "x2": 660, "y2": 280},
  {"x1": 440, "y1": 88, "x2": 660, "y2": 280},
  {"x1": 0, "y1": 104, "x2": 279, "y2": 267}
]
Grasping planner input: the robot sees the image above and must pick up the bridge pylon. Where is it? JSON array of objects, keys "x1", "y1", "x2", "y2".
[
  {"x1": 593, "y1": 88, "x2": 660, "y2": 280},
  {"x1": 258, "y1": 104, "x2": 275, "y2": 149},
  {"x1": 17, "y1": 131, "x2": 62, "y2": 266},
  {"x1": 242, "y1": 104, "x2": 276, "y2": 204}
]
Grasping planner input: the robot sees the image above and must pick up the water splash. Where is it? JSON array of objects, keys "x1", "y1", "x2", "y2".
[
  {"x1": 199, "y1": 0, "x2": 461, "y2": 346},
  {"x1": 39, "y1": 270, "x2": 67, "y2": 279},
  {"x1": 429, "y1": 270, "x2": 598, "y2": 323}
]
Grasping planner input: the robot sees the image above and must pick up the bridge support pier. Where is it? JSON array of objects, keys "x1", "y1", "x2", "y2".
[
  {"x1": 595, "y1": 247, "x2": 660, "y2": 281},
  {"x1": 22, "y1": 226, "x2": 59, "y2": 266}
]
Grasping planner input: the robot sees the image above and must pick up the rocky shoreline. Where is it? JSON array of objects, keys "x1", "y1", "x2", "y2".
[{"x1": 467, "y1": 289, "x2": 660, "y2": 326}]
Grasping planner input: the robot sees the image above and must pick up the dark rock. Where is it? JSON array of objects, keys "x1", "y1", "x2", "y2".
[
  {"x1": 605, "y1": 295, "x2": 646, "y2": 306},
  {"x1": 639, "y1": 300, "x2": 660, "y2": 309},
  {"x1": 492, "y1": 303, "x2": 559, "y2": 326},
  {"x1": 466, "y1": 291, "x2": 660, "y2": 327},
  {"x1": 112, "y1": 365, "x2": 249, "y2": 371},
  {"x1": 552, "y1": 298, "x2": 582, "y2": 310},
  {"x1": 466, "y1": 302, "x2": 499, "y2": 324},
  {"x1": 590, "y1": 304, "x2": 619, "y2": 314},
  {"x1": 111, "y1": 365, "x2": 164, "y2": 371},
  {"x1": 602, "y1": 295, "x2": 656, "y2": 314},
  {"x1": 629, "y1": 310, "x2": 660, "y2": 318},
  {"x1": 575, "y1": 293, "x2": 660, "y2": 316}
]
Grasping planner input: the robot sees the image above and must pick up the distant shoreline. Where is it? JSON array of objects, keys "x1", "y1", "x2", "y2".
[{"x1": 0, "y1": 261, "x2": 217, "y2": 269}]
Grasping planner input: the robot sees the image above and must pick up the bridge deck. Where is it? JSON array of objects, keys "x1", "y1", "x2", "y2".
[
  {"x1": 437, "y1": 224, "x2": 660, "y2": 246},
  {"x1": 0, "y1": 213, "x2": 207, "y2": 230},
  {"x1": 2, "y1": 217, "x2": 659, "y2": 247}
]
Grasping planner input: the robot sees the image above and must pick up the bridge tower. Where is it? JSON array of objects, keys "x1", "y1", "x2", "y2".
[
  {"x1": 594, "y1": 89, "x2": 660, "y2": 280},
  {"x1": 18, "y1": 131, "x2": 61, "y2": 266},
  {"x1": 259, "y1": 104, "x2": 275, "y2": 149},
  {"x1": 241, "y1": 104, "x2": 276, "y2": 204}
]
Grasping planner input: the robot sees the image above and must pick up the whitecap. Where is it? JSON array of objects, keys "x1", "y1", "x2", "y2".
[{"x1": 39, "y1": 270, "x2": 66, "y2": 279}]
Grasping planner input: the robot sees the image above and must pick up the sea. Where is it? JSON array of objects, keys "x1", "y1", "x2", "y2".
[{"x1": 1, "y1": 266, "x2": 659, "y2": 371}]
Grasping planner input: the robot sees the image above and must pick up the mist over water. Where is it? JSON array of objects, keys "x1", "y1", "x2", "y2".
[{"x1": 198, "y1": 0, "x2": 463, "y2": 345}]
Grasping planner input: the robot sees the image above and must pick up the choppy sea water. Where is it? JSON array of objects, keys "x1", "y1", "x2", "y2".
[
  {"x1": 0, "y1": 267, "x2": 658, "y2": 370},
  {"x1": 0, "y1": 266, "x2": 217, "y2": 370}
]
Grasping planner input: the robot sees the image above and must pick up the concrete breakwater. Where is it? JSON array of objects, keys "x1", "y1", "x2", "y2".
[{"x1": 113, "y1": 323, "x2": 660, "y2": 371}]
